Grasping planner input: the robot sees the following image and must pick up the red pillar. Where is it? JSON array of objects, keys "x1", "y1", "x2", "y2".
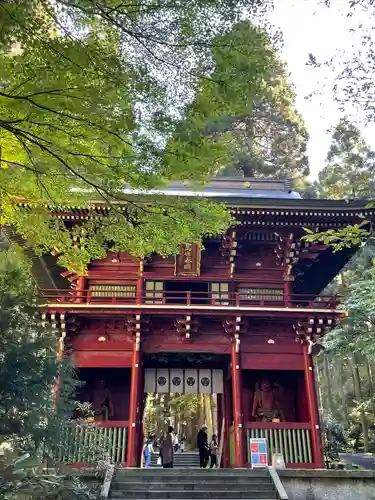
[
  {"x1": 231, "y1": 341, "x2": 244, "y2": 467},
  {"x1": 303, "y1": 344, "x2": 325, "y2": 468},
  {"x1": 127, "y1": 338, "x2": 142, "y2": 467}
]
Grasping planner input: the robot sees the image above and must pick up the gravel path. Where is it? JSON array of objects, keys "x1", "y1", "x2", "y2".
[{"x1": 340, "y1": 453, "x2": 375, "y2": 470}]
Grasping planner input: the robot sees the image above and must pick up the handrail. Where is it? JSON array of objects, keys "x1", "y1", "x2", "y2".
[
  {"x1": 93, "y1": 420, "x2": 129, "y2": 428},
  {"x1": 267, "y1": 466, "x2": 289, "y2": 500},
  {"x1": 39, "y1": 288, "x2": 342, "y2": 310},
  {"x1": 99, "y1": 461, "x2": 115, "y2": 499}
]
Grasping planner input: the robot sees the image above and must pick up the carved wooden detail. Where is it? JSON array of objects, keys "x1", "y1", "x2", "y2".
[
  {"x1": 220, "y1": 230, "x2": 237, "y2": 276},
  {"x1": 293, "y1": 315, "x2": 340, "y2": 342},
  {"x1": 222, "y1": 316, "x2": 244, "y2": 351},
  {"x1": 275, "y1": 232, "x2": 330, "y2": 281},
  {"x1": 174, "y1": 315, "x2": 199, "y2": 341}
]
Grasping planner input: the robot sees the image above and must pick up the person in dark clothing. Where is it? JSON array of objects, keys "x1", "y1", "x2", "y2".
[
  {"x1": 161, "y1": 426, "x2": 174, "y2": 468},
  {"x1": 197, "y1": 424, "x2": 209, "y2": 468}
]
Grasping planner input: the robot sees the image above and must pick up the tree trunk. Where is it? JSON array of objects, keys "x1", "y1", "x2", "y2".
[
  {"x1": 211, "y1": 394, "x2": 218, "y2": 434},
  {"x1": 323, "y1": 355, "x2": 335, "y2": 414},
  {"x1": 338, "y1": 360, "x2": 349, "y2": 424},
  {"x1": 365, "y1": 359, "x2": 374, "y2": 392},
  {"x1": 339, "y1": 271, "x2": 348, "y2": 293},
  {"x1": 205, "y1": 395, "x2": 213, "y2": 438},
  {"x1": 186, "y1": 413, "x2": 197, "y2": 449},
  {"x1": 351, "y1": 357, "x2": 369, "y2": 452},
  {"x1": 315, "y1": 362, "x2": 324, "y2": 412},
  {"x1": 198, "y1": 394, "x2": 205, "y2": 428},
  {"x1": 245, "y1": 117, "x2": 254, "y2": 156}
]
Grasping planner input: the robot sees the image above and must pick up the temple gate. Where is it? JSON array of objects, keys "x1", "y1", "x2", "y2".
[{"x1": 16, "y1": 177, "x2": 375, "y2": 468}]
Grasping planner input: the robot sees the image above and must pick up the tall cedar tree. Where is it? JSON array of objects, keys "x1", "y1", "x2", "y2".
[
  {"x1": 316, "y1": 118, "x2": 375, "y2": 199},
  {"x1": 207, "y1": 24, "x2": 309, "y2": 181}
]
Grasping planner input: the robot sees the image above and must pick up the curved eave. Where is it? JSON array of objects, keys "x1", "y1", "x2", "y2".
[
  {"x1": 293, "y1": 245, "x2": 357, "y2": 296},
  {"x1": 0, "y1": 227, "x2": 68, "y2": 290}
]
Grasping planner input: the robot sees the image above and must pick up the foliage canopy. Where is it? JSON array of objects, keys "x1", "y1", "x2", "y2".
[{"x1": 0, "y1": 1, "x2": 278, "y2": 273}]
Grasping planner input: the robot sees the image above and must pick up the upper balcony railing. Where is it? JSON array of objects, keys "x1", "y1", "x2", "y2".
[{"x1": 39, "y1": 289, "x2": 342, "y2": 310}]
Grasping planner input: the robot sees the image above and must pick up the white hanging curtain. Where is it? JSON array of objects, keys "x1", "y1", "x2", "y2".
[{"x1": 144, "y1": 368, "x2": 223, "y2": 394}]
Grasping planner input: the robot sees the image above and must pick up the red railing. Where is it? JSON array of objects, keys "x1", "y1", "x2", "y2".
[{"x1": 39, "y1": 289, "x2": 341, "y2": 309}]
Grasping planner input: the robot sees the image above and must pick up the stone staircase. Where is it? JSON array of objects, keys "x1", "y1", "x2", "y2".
[
  {"x1": 150, "y1": 452, "x2": 200, "y2": 468},
  {"x1": 109, "y1": 468, "x2": 279, "y2": 499}
]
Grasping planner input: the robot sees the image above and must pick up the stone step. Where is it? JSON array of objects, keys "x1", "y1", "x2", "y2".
[
  {"x1": 152, "y1": 463, "x2": 201, "y2": 466},
  {"x1": 151, "y1": 457, "x2": 200, "y2": 461},
  {"x1": 151, "y1": 457, "x2": 199, "y2": 460},
  {"x1": 151, "y1": 461, "x2": 200, "y2": 464},
  {"x1": 151, "y1": 454, "x2": 198, "y2": 457},
  {"x1": 114, "y1": 470, "x2": 269, "y2": 479},
  {"x1": 111, "y1": 481, "x2": 273, "y2": 491},
  {"x1": 150, "y1": 465, "x2": 201, "y2": 468},
  {"x1": 151, "y1": 456, "x2": 199, "y2": 458},
  {"x1": 151, "y1": 461, "x2": 201, "y2": 465},
  {"x1": 152, "y1": 455, "x2": 199, "y2": 458},
  {"x1": 151, "y1": 455, "x2": 199, "y2": 462},
  {"x1": 116, "y1": 468, "x2": 268, "y2": 474},
  {"x1": 111, "y1": 468, "x2": 276, "y2": 500},
  {"x1": 113, "y1": 477, "x2": 271, "y2": 485},
  {"x1": 109, "y1": 490, "x2": 277, "y2": 499}
]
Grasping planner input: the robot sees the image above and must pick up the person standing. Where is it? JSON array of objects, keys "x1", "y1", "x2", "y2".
[
  {"x1": 197, "y1": 424, "x2": 209, "y2": 468},
  {"x1": 144, "y1": 437, "x2": 154, "y2": 468},
  {"x1": 160, "y1": 426, "x2": 174, "y2": 468},
  {"x1": 173, "y1": 432, "x2": 179, "y2": 453},
  {"x1": 180, "y1": 435, "x2": 186, "y2": 453},
  {"x1": 209, "y1": 434, "x2": 218, "y2": 469}
]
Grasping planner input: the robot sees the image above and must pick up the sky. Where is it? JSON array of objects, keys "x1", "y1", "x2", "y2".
[{"x1": 270, "y1": 0, "x2": 375, "y2": 180}]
